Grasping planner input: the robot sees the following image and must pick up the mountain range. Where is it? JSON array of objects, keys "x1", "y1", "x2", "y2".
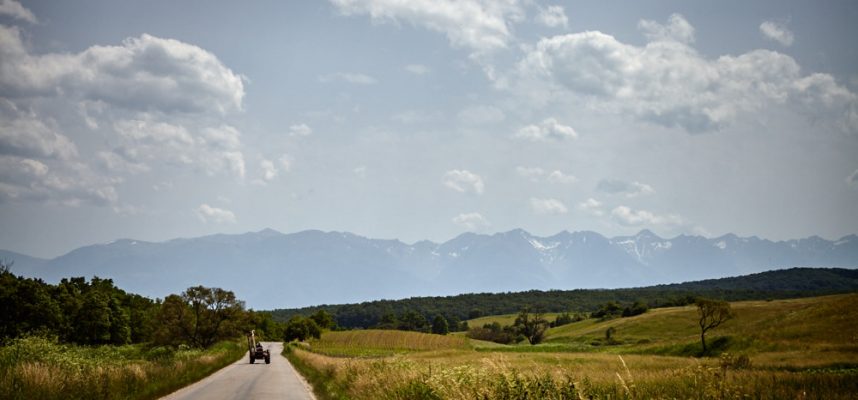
[{"x1": 2, "y1": 228, "x2": 857, "y2": 310}]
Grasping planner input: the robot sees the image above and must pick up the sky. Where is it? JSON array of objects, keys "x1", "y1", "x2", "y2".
[{"x1": 1, "y1": 0, "x2": 857, "y2": 259}]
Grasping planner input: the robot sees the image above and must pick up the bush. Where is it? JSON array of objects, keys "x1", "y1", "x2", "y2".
[
  {"x1": 466, "y1": 323, "x2": 518, "y2": 344},
  {"x1": 144, "y1": 345, "x2": 176, "y2": 362},
  {"x1": 284, "y1": 316, "x2": 321, "y2": 342},
  {"x1": 622, "y1": 301, "x2": 648, "y2": 317}
]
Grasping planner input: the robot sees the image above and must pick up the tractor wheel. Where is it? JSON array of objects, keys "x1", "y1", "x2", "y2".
[{"x1": 265, "y1": 356, "x2": 270, "y2": 364}]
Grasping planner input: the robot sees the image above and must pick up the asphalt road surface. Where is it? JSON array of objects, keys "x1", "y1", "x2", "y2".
[{"x1": 160, "y1": 342, "x2": 316, "y2": 400}]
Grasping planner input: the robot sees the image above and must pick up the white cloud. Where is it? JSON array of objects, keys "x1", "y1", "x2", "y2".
[
  {"x1": 638, "y1": 13, "x2": 695, "y2": 44},
  {"x1": 452, "y1": 212, "x2": 490, "y2": 230},
  {"x1": 536, "y1": 5, "x2": 567, "y2": 29},
  {"x1": 97, "y1": 151, "x2": 150, "y2": 174},
  {"x1": 577, "y1": 198, "x2": 604, "y2": 216},
  {"x1": 596, "y1": 179, "x2": 655, "y2": 197},
  {"x1": 194, "y1": 203, "x2": 236, "y2": 224},
  {"x1": 0, "y1": 27, "x2": 244, "y2": 114},
  {"x1": 0, "y1": 100, "x2": 78, "y2": 160},
  {"x1": 392, "y1": 110, "x2": 439, "y2": 124},
  {"x1": 405, "y1": 64, "x2": 430, "y2": 75},
  {"x1": 0, "y1": 0, "x2": 36, "y2": 23},
  {"x1": 0, "y1": 99, "x2": 123, "y2": 208},
  {"x1": 260, "y1": 159, "x2": 277, "y2": 181},
  {"x1": 330, "y1": 0, "x2": 524, "y2": 55},
  {"x1": 546, "y1": 170, "x2": 576, "y2": 184},
  {"x1": 517, "y1": 14, "x2": 858, "y2": 133},
  {"x1": 318, "y1": 72, "x2": 377, "y2": 85},
  {"x1": 529, "y1": 197, "x2": 568, "y2": 215},
  {"x1": 515, "y1": 166, "x2": 576, "y2": 183},
  {"x1": 112, "y1": 119, "x2": 246, "y2": 179},
  {"x1": 760, "y1": 20, "x2": 794, "y2": 47},
  {"x1": 0, "y1": 155, "x2": 120, "y2": 207},
  {"x1": 0, "y1": 25, "x2": 248, "y2": 209},
  {"x1": 443, "y1": 169, "x2": 484, "y2": 194},
  {"x1": 353, "y1": 165, "x2": 367, "y2": 179},
  {"x1": 611, "y1": 205, "x2": 683, "y2": 227},
  {"x1": 18, "y1": 158, "x2": 48, "y2": 177},
  {"x1": 516, "y1": 166, "x2": 544, "y2": 181},
  {"x1": 458, "y1": 105, "x2": 505, "y2": 125},
  {"x1": 278, "y1": 154, "x2": 292, "y2": 172},
  {"x1": 514, "y1": 118, "x2": 577, "y2": 141},
  {"x1": 289, "y1": 123, "x2": 313, "y2": 136},
  {"x1": 847, "y1": 169, "x2": 858, "y2": 186}
]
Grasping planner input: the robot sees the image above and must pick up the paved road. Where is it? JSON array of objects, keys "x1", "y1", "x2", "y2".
[{"x1": 160, "y1": 342, "x2": 316, "y2": 400}]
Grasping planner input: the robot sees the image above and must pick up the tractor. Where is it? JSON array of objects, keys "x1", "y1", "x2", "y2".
[{"x1": 247, "y1": 330, "x2": 270, "y2": 364}]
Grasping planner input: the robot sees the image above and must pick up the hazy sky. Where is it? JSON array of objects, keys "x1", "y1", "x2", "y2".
[{"x1": 1, "y1": 0, "x2": 857, "y2": 258}]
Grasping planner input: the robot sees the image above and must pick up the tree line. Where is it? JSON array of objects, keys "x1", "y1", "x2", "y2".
[
  {"x1": 269, "y1": 267, "x2": 856, "y2": 330},
  {"x1": 0, "y1": 262, "x2": 281, "y2": 348}
]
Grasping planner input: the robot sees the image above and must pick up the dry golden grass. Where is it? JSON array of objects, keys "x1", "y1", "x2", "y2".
[{"x1": 308, "y1": 329, "x2": 468, "y2": 357}]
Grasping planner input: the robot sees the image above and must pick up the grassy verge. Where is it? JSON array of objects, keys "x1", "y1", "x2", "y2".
[
  {"x1": 0, "y1": 336, "x2": 245, "y2": 400},
  {"x1": 283, "y1": 343, "x2": 350, "y2": 400}
]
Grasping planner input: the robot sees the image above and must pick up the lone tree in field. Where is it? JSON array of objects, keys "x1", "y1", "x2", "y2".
[
  {"x1": 696, "y1": 298, "x2": 733, "y2": 353},
  {"x1": 514, "y1": 307, "x2": 549, "y2": 345}
]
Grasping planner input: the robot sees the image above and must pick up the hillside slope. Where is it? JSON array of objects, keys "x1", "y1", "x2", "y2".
[{"x1": 542, "y1": 293, "x2": 858, "y2": 366}]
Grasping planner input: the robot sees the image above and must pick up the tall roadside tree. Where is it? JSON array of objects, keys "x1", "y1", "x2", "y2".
[
  {"x1": 696, "y1": 298, "x2": 733, "y2": 354},
  {"x1": 153, "y1": 286, "x2": 247, "y2": 348}
]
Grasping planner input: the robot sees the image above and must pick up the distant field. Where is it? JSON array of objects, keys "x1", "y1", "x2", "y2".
[
  {"x1": 288, "y1": 293, "x2": 858, "y2": 399},
  {"x1": 305, "y1": 329, "x2": 468, "y2": 357},
  {"x1": 467, "y1": 312, "x2": 565, "y2": 328}
]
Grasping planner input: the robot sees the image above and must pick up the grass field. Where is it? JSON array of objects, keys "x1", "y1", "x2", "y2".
[
  {"x1": 305, "y1": 329, "x2": 469, "y2": 357},
  {"x1": 0, "y1": 336, "x2": 245, "y2": 400},
  {"x1": 288, "y1": 293, "x2": 858, "y2": 399}
]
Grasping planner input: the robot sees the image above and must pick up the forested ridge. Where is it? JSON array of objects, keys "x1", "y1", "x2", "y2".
[{"x1": 269, "y1": 267, "x2": 858, "y2": 329}]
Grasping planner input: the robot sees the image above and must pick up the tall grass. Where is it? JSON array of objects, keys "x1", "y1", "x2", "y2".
[{"x1": 0, "y1": 336, "x2": 245, "y2": 400}]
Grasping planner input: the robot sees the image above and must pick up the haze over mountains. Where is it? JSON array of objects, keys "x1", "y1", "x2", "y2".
[{"x1": 2, "y1": 229, "x2": 857, "y2": 310}]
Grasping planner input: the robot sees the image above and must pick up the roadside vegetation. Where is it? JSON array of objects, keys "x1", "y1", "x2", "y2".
[
  {"x1": 0, "y1": 262, "x2": 280, "y2": 399},
  {"x1": 286, "y1": 293, "x2": 858, "y2": 399},
  {"x1": 0, "y1": 336, "x2": 245, "y2": 400}
]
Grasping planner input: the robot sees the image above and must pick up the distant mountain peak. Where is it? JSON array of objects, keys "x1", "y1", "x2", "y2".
[
  {"x1": 635, "y1": 229, "x2": 661, "y2": 240},
  {"x1": 5, "y1": 228, "x2": 857, "y2": 309},
  {"x1": 256, "y1": 228, "x2": 282, "y2": 236}
]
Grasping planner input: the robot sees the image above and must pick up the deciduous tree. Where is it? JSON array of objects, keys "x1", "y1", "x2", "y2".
[
  {"x1": 153, "y1": 286, "x2": 246, "y2": 348},
  {"x1": 696, "y1": 298, "x2": 733, "y2": 353},
  {"x1": 431, "y1": 314, "x2": 449, "y2": 335},
  {"x1": 514, "y1": 307, "x2": 549, "y2": 345}
]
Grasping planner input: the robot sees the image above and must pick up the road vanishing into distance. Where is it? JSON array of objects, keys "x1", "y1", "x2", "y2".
[{"x1": 160, "y1": 342, "x2": 316, "y2": 400}]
